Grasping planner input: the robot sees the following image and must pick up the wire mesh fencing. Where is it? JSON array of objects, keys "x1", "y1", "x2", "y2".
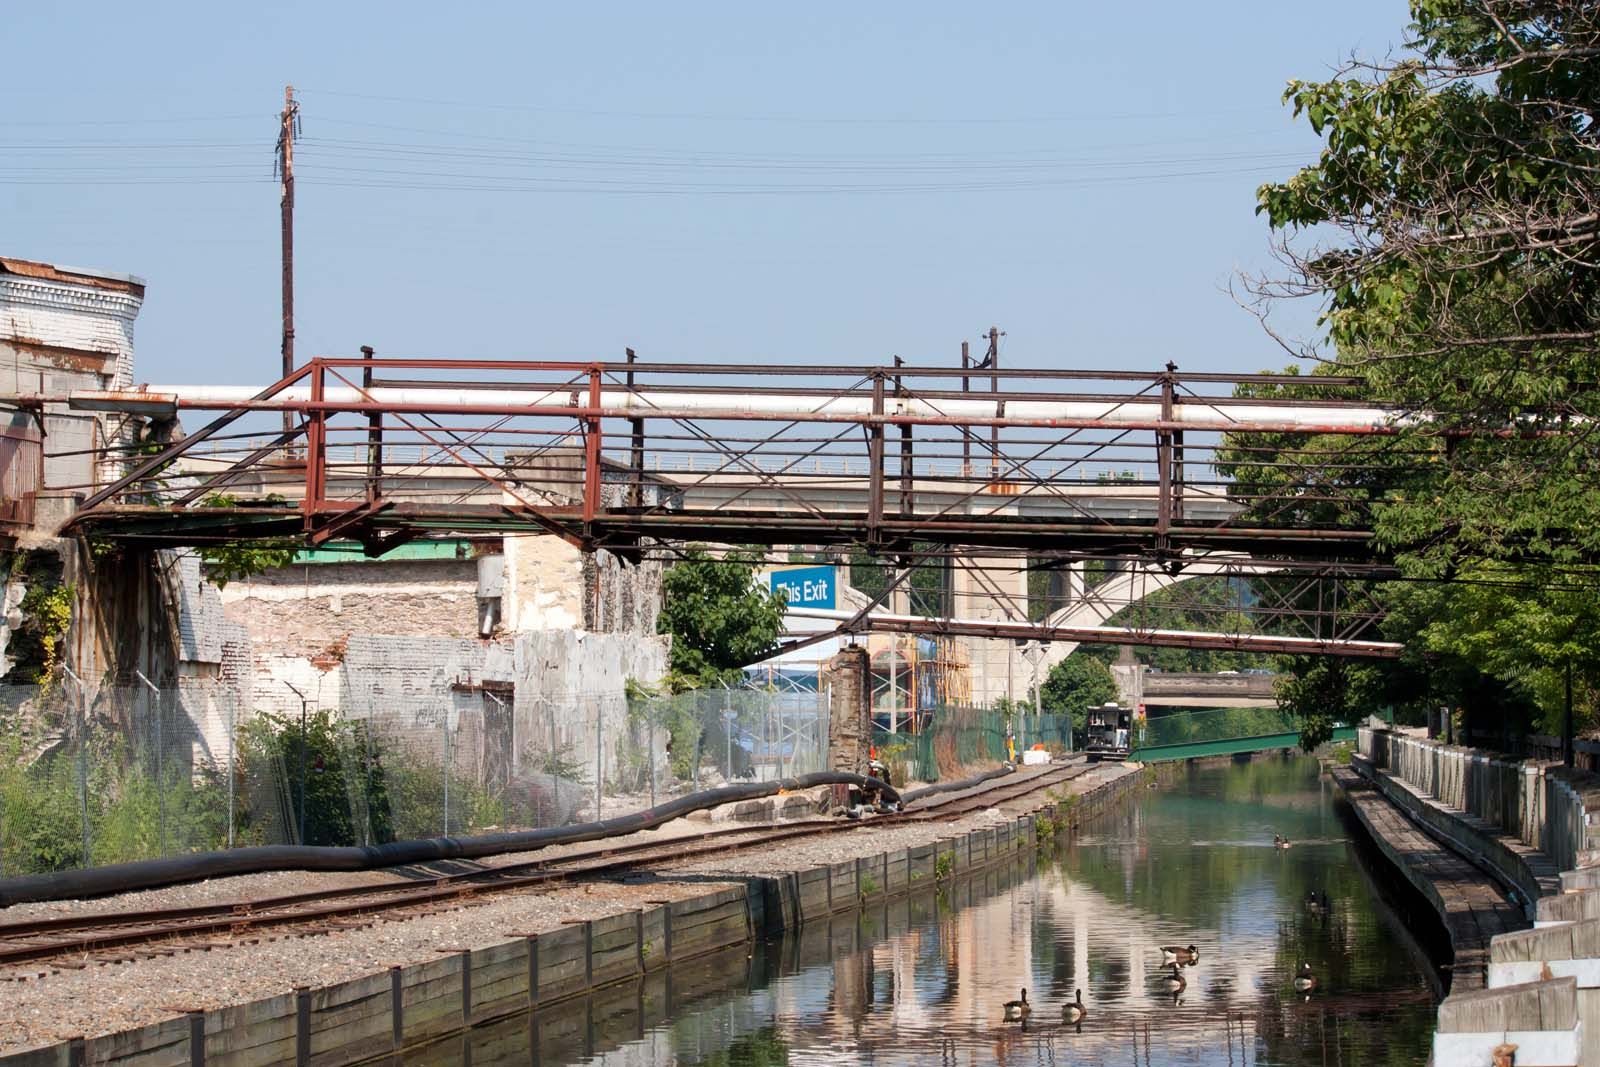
[
  {"x1": 872, "y1": 705, "x2": 1103, "y2": 785},
  {"x1": 0, "y1": 678, "x2": 833, "y2": 877},
  {"x1": 630, "y1": 684, "x2": 831, "y2": 791}
]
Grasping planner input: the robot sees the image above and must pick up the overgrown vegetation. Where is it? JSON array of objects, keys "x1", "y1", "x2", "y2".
[
  {"x1": 1032, "y1": 654, "x2": 1117, "y2": 743},
  {"x1": 11, "y1": 584, "x2": 72, "y2": 687},
  {"x1": 657, "y1": 547, "x2": 785, "y2": 689},
  {"x1": 3, "y1": 551, "x2": 72, "y2": 689},
  {"x1": 195, "y1": 494, "x2": 300, "y2": 589},
  {"x1": 0, "y1": 707, "x2": 558, "y2": 875}
]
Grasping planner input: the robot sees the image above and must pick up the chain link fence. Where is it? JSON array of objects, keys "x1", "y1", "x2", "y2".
[{"x1": 0, "y1": 679, "x2": 829, "y2": 878}]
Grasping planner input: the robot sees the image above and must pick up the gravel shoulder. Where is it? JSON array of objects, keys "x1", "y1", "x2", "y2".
[{"x1": 0, "y1": 760, "x2": 1133, "y2": 1054}]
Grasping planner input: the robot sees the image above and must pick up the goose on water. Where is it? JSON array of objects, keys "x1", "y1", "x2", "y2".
[
  {"x1": 1002, "y1": 988, "x2": 1031, "y2": 1023},
  {"x1": 1161, "y1": 963, "x2": 1187, "y2": 993},
  {"x1": 1063, "y1": 988, "x2": 1087, "y2": 1024},
  {"x1": 1161, "y1": 944, "x2": 1199, "y2": 965},
  {"x1": 1293, "y1": 963, "x2": 1318, "y2": 993}
]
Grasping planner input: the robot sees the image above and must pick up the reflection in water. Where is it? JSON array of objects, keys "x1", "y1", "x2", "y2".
[{"x1": 421, "y1": 755, "x2": 1440, "y2": 1066}]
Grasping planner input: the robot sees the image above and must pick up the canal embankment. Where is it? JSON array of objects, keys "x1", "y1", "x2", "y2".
[
  {"x1": 1341, "y1": 727, "x2": 1600, "y2": 1065},
  {"x1": 0, "y1": 760, "x2": 1143, "y2": 1063}
]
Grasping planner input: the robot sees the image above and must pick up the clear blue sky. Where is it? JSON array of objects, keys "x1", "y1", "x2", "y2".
[{"x1": 5, "y1": 2, "x2": 1408, "y2": 385}]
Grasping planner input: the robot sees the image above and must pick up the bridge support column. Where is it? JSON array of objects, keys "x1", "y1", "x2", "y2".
[{"x1": 823, "y1": 645, "x2": 870, "y2": 782}]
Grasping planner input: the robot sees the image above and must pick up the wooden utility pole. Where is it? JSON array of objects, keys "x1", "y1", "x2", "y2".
[
  {"x1": 276, "y1": 86, "x2": 300, "y2": 437},
  {"x1": 626, "y1": 347, "x2": 644, "y2": 509},
  {"x1": 960, "y1": 340, "x2": 971, "y2": 475},
  {"x1": 985, "y1": 325, "x2": 1003, "y2": 479}
]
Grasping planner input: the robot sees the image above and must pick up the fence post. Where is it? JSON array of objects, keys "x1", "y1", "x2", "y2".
[
  {"x1": 648, "y1": 703, "x2": 656, "y2": 809},
  {"x1": 61, "y1": 665, "x2": 90, "y2": 866},
  {"x1": 227, "y1": 694, "x2": 236, "y2": 848},
  {"x1": 134, "y1": 670, "x2": 165, "y2": 855},
  {"x1": 443, "y1": 705, "x2": 451, "y2": 836}
]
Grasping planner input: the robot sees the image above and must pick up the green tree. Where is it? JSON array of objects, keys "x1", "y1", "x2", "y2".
[
  {"x1": 658, "y1": 548, "x2": 787, "y2": 688},
  {"x1": 196, "y1": 496, "x2": 299, "y2": 589},
  {"x1": 1036, "y1": 654, "x2": 1118, "y2": 737},
  {"x1": 1273, "y1": 657, "x2": 1396, "y2": 751},
  {"x1": 1252, "y1": 1, "x2": 1600, "y2": 575},
  {"x1": 1239, "y1": 2, "x2": 1600, "y2": 740},
  {"x1": 1075, "y1": 577, "x2": 1270, "y2": 673}
]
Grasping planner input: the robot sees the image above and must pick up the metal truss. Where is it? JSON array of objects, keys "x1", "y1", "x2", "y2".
[{"x1": 48, "y1": 355, "x2": 1466, "y2": 657}]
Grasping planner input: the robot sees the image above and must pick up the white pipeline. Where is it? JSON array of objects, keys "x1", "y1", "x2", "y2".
[
  {"x1": 88, "y1": 384, "x2": 1414, "y2": 432},
  {"x1": 784, "y1": 606, "x2": 1404, "y2": 653}
]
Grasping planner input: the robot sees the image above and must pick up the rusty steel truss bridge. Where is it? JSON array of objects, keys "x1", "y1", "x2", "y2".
[{"x1": 37, "y1": 355, "x2": 1447, "y2": 658}]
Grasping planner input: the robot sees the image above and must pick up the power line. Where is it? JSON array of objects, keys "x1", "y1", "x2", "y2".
[{"x1": 299, "y1": 86, "x2": 1268, "y2": 126}]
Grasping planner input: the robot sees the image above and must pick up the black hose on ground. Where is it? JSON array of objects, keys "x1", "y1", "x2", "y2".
[
  {"x1": 0, "y1": 771, "x2": 900, "y2": 908},
  {"x1": 901, "y1": 764, "x2": 1016, "y2": 807}
]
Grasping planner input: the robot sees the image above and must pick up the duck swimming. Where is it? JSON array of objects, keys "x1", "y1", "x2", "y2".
[
  {"x1": 1063, "y1": 988, "x2": 1087, "y2": 1023},
  {"x1": 1293, "y1": 963, "x2": 1318, "y2": 993},
  {"x1": 1002, "y1": 988, "x2": 1031, "y2": 1023},
  {"x1": 1161, "y1": 944, "x2": 1199, "y2": 965}
]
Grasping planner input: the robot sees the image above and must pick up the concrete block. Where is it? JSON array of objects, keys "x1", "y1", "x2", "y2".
[
  {"x1": 1490, "y1": 959, "x2": 1600, "y2": 990},
  {"x1": 1434, "y1": 1026, "x2": 1581, "y2": 1065},
  {"x1": 1438, "y1": 977, "x2": 1576, "y2": 1032},
  {"x1": 1561, "y1": 868, "x2": 1600, "y2": 894},
  {"x1": 1493, "y1": 924, "x2": 1578, "y2": 963},
  {"x1": 1540, "y1": 891, "x2": 1600, "y2": 926}
]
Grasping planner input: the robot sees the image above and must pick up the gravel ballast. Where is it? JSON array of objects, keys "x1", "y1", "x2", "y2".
[{"x1": 0, "y1": 761, "x2": 1132, "y2": 1054}]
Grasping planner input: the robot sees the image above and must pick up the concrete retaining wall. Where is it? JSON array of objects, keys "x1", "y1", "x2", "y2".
[
  {"x1": 1361, "y1": 727, "x2": 1600, "y2": 875},
  {"x1": 1353, "y1": 753, "x2": 1560, "y2": 915},
  {"x1": 1350, "y1": 731, "x2": 1600, "y2": 1065},
  {"x1": 0, "y1": 764, "x2": 1143, "y2": 1067}
]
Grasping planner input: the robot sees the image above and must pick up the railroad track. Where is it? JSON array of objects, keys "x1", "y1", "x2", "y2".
[{"x1": 0, "y1": 760, "x2": 1096, "y2": 972}]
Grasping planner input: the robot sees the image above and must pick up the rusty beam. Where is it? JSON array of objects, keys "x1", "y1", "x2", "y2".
[{"x1": 76, "y1": 362, "x2": 315, "y2": 513}]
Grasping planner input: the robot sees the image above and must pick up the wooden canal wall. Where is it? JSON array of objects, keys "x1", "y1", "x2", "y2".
[{"x1": 1, "y1": 763, "x2": 1143, "y2": 1067}]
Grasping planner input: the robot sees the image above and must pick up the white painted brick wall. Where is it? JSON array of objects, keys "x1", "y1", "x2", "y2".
[{"x1": 0, "y1": 276, "x2": 142, "y2": 389}]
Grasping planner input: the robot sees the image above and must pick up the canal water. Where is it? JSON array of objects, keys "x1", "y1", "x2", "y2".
[{"x1": 421, "y1": 755, "x2": 1443, "y2": 1066}]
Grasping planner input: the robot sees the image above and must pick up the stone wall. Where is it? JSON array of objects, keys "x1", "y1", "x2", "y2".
[
  {"x1": 503, "y1": 535, "x2": 661, "y2": 637},
  {"x1": 218, "y1": 558, "x2": 481, "y2": 659},
  {"x1": 823, "y1": 645, "x2": 869, "y2": 776}
]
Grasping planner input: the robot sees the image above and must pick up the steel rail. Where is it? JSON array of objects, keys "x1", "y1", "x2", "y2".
[{"x1": 0, "y1": 764, "x2": 1091, "y2": 970}]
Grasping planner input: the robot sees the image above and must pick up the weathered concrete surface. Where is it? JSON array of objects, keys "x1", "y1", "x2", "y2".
[
  {"x1": 823, "y1": 645, "x2": 869, "y2": 777},
  {"x1": 219, "y1": 557, "x2": 482, "y2": 657},
  {"x1": 1356, "y1": 754, "x2": 1560, "y2": 915},
  {"x1": 1342, "y1": 731, "x2": 1600, "y2": 1065}
]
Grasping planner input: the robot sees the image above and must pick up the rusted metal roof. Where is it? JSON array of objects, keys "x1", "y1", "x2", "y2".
[{"x1": 0, "y1": 256, "x2": 145, "y2": 297}]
